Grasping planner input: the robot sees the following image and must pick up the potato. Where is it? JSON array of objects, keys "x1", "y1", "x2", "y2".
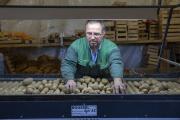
[
  {"x1": 77, "y1": 82, "x2": 81, "y2": 86},
  {"x1": 141, "y1": 89, "x2": 148, "y2": 94},
  {"x1": 22, "y1": 78, "x2": 33, "y2": 86},
  {"x1": 47, "y1": 90, "x2": 54, "y2": 94},
  {"x1": 150, "y1": 87, "x2": 160, "y2": 93},
  {"x1": 82, "y1": 83, "x2": 88, "y2": 88},
  {"x1": 150, "y1": 79, "x2": 159, "y2": 85},
  {"x1": 84, "y1": 78, "x2": 91, "y2": 84},
  {"x1": 98, "y1": 83, "x2": 104, "y2": 91},
  {"x1": 77, "y1": 84, "x2": 84, "y2": 91},
  {"x1": 106, "y1": 87, "x2": 113, "y2": 93},
  {"x1": 79, "y1": 78, "x2": 84, "y2": 83},
  {"x1": 82, "y1": 87, "x2": 93, "y2": 94},
  {"x1": 106, "y1": 90, "x2": 112, "y2": 94},
  {"x1": 159, "y1": 90, "x2": 168, "y2": 94},
  {"x1": 168, "y1": 89, "x2": 174, "y2": 94},
  {"x1": 126, "y1": 84, "x2": 134, "y2": 94},
  {"x1": 54, "y1": 89, "x2": 61, "y2": 94},
  {"x1": 33, "y1": 89, "x2": 40, "y2": 94},
  {"x1": 100, "y1": 90, "x2": 106, "y2": 94},
  {"x1": 96, "y1": 78, "x2": 101, "y2": 83},
  {"x1": 155, "y1": 83, "x2": 163, "y2": 90},
  {"x1": 104, "y1": 84, "x2": 111, "y2": 90},
  {"x1": 101, "y1": 78, "x2": 109, "y2": 85},
  {"x1": 49, "y1": 80, "x2": 53, "y2": 84},
  {"x1": 41, "y1": 87, "x2": 49, "y2": 94},
  {"x1": 60, "y1": 91, "x2": 65, "y2": 94},
  {"x1": 62, "y1": 87, "x2": 69, "y2": 94},
  {"x1": 128, "y1": 81, "x2": 140, "y2": 94},
  {"x1": 175, "y1": 89, "x2": 180, "y2": 94},
  {"x1": 44, "y1": 83, "x2": 52, "y2": 88},
  {"x1": 51, "y1": 83, "x2": 58, "y2": 90},
  {"x1": 91, "y1": 78, "x2": 95, "y2": 83},
  {"x1": 26, "y1": 87, "x2": 34, "y2": 94},
  {"x1": 161, "y1": 81, "x2": 169, "y2": 90},
  {"x1": 139, "y1": 83, "x2": 149, "y2": 90},
  {"x1": 91, "y1": 83, "x2": 99, "y2": 90},
  {"x1": 38, "y1": 84, "x2": 44, "y2": 91},
  {"x1": 133, "y1": 81, "x2": 140, "y2": 88},
  {"x1": 58, "y1": 84, "x2": 65, "y2": 90},
  {"x1": 31, "y1": 81, "x2": 37, "y2": 85},
  {"x1": 74, "y1": 88, "x2": 81, "y2": 94},
  {"x1": 33, "y1": 82, "x2": 41, "y2": 89},
  {"x1": 42, "y1": 79, "x2": 48, "y2": 84}
]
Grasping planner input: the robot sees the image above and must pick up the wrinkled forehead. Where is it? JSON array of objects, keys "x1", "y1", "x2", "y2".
[{"x1": 86, "y1": 23, "x2": 103, "y2": 33}]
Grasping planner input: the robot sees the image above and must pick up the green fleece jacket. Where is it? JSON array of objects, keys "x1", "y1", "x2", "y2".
[{"x1": 61, "y1": 37, "x2": 123, "y2": 80}]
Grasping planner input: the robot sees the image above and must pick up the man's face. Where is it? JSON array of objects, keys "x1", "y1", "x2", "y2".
[{"x1": 86, "y1": 23, "x2": 105, "y2": 49}]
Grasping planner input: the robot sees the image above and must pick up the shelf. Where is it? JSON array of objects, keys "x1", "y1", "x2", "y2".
[
  {"x1": 115, "y1": 40, "x2": 161, "y2": 44},
  {"x1": 0, "y1": 39, "x2": 180, "y2": 48},
  {"x1": 114, "y1": 39, "x2": 178, "y2": 44},
  {"x1": 0, "y1": 43, "x2": 61, "y2": 48}
]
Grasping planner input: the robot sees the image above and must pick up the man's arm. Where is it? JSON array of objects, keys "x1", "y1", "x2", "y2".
[
  {"x1": 61, "y1": 46, "x2": 77, "y2": 80},
  {"x1": 61, "y1": 46, "x2": 77, "y2": 91},
  {"x1": 109, "y1": 47, "x2": 125, "y2": 94}
]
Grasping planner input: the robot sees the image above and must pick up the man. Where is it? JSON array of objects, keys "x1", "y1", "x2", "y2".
[{"x1": 61, "y1": 20, "x2": 125, "y2": 94}]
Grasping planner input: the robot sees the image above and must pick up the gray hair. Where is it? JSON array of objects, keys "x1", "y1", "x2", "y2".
[{"x1": 85, "y1": 20, "x2": 105, "y2": 32}]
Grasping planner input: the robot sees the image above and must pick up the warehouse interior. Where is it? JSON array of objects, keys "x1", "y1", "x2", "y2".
[{"x1": 0, "y1": 0, "x2": 180, "y2": 119}]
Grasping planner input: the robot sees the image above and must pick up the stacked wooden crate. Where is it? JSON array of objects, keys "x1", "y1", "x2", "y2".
[
  {"x1": 127, "y1": 20, "x2": 139, "y2": 40},
  {"x1": 147, "y1": 45, "x2": 159, "y2": 66},
  {"x1": 138, "y1": 20, "x2": 148, "y2": 40},
  {"x1": 159, "y1": 10, "x2": 180, "y2": 41},
  {"x1": 162, "y1": 0, "x2": 180, "y2": 5},
  {"x1": 115, "y1": 20, "x2": 127, "y2": 41},
  {"x1": 104, "y1": 21, "x2": 115, "y2": 41},
  {"x1": 148, "y1": 20, "x2": 159, "y2": 40}
]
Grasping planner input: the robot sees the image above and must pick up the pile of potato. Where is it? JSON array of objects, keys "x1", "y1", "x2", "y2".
[
  {"x1": 76, "y1": 76, "x2": 113, "y2": 94},
  {"x1": 1, "y1": 77, "x2": 180, "y2": 95},
  {"x1": 6, "y1": 54, "x2": 60, "y2": 74},
  {"x1": 0, "y1": 76, "x2": 113, "y2": 95},
  {"x1": 23, "y1": 78, "x2": 66, "y2": 95},
  {"x1": 126, "y1": 78, "x2": 180, "y2": 94},
  {"x1": 0, "y1": 81, "x2": 23, "y2": 95}
]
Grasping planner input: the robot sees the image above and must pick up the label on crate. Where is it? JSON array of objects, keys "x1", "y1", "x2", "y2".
[{"x1": 71, "y1": 104, "x2": 97, "y2": 116}]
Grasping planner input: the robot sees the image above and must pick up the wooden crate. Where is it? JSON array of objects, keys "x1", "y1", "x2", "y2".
[
  {"x1": 139, "y1": 21, "x2": 148, "y2": 40},
  {"x1": 105, "y1": 31, "x2": 115, "y2": 41},
  {"x1": 147, "y1": 45, "x2": 159, "y2": 66},
  {"x1": 104, "y1": 21, "x2": 115, "y2": 41},
  {"x1": 104, "y1": 21, "x2": 115, "y2": 27},
  {"x1": 159, "y1": 10, "x2": 180, "y2": 41},
  {"x1": 139, "y1": 32, "x2": 148, "y2": 40},
  {"x1": 149, "y1": 21, "x2": 159, "y2": 40},
  {"x1": 127, "y1": 20, "x2": 140, "y2": 40},
  {"x1": 162, "y1": 0, "x2": 180, "y2": 6},
  {"x1": 116, "y1": 20, "x2": 127, "y2": 41}
]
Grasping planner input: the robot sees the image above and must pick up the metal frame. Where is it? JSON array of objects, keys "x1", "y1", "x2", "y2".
[
  {"x1": 0, "y1": 94, "x2": 180, "y2": 118},
  {"x1": 157, "y1": 3, "x2": 180, "y2": 71}
]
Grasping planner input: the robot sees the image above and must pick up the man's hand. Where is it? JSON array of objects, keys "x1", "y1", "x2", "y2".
[
  {"x1": 65, "y1": 80, "x2": 76, "y2": 92},
  {"x1": 113, "y1": 78, "x2": 126, "y2": 94}
]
